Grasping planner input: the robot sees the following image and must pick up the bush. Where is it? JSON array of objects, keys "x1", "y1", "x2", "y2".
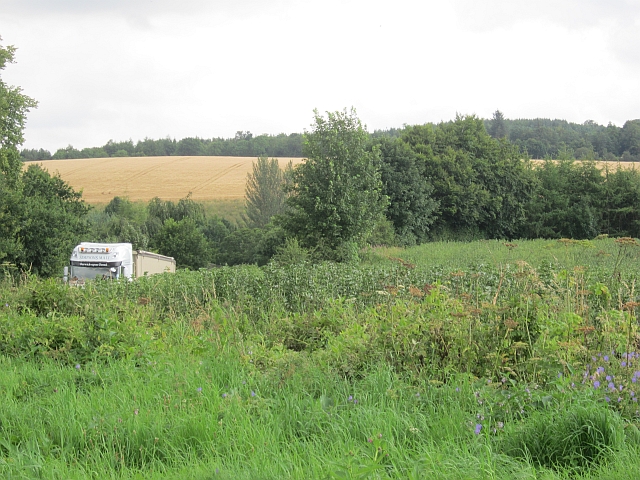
[{"x1": 500, "y1": 402, "x2": 625, "y2": 471}]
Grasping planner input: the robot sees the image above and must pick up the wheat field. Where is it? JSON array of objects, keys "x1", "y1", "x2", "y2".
[{"x1": 24, "y1": 156, "x2": 304, "y2": 204}]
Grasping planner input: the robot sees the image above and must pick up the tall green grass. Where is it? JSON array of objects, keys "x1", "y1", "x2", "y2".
[{"x1": 1, "y1": 236, "x2": 640, "y2": 478}]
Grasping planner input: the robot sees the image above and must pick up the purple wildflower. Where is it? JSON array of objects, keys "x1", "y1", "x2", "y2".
[
  {"x1": 605, "y1": 396, "x2": 611, "y2": 402},
  {"x1": 251, "y1": 391, "x2": 256, "y2": 397},
  {"x1": 474, "y1": 424, "x2": 482, "y2": 435},
  {"x1": 348, "y1": 395, "x2": 353, "y2": 402},
  {"x1": 75, "y1": 364, "x2": 81, "y2": 370},
  {"x1": 593, "y1": 380, "x2": 601, "y2": 389},
  {"x1": 197, "y1": 387, "x2": 202, "y2": 393},
  {"x1": 604, "y1": 355, "x2": 610, "y2": 362},
  {"x1": 597, "y1": 367, "x2": 605, "y2": 374},
  {"x1": 622, "y1": 361, "x2": 628, "y2": 367},
  {"x1": 606, "y1": 375, "x2": 612, "y2": 381},
  {"x1": 222, "y1": 393, "x2": 227, "y2": 398}
]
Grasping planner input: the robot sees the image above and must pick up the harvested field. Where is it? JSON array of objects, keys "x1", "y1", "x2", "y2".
[
  {"x1": 530, "y1": 159, "x2": 640, "y2": 171},
  {"x1": 23, "y1": 156, "x2": 304, "y2": 204}
]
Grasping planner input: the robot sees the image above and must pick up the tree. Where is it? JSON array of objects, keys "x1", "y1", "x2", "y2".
[
  {"x1": 376, "y1": 137, "x2": 438, "y2": 245},
  {"x1": 244, "y1": 156, "x2": 287, "y2": 228},
  {"x1": 281, "y1": 109, "x2": 387, "y2": 259},
  {"x1": 1, "y1": 37, "x2": 37, "y2": 187},
  {"x1": 153, "y1": 218, "x2": 209, "y2": 269},
  {"x1": 19, "y1": 164, "x2": 90, "y2": 276},
  {"x1": 1, "y1": 38, "x2": 34, "y2": 264},
  {"x1": 489, "y1": 109, "x2": 507, "y2": 139}
]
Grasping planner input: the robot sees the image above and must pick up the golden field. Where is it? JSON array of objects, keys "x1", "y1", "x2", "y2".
[
  {"x1": 24, "y1": 156, "x2": 304, "y2": 204},
  {"x1": 530, "y1": 159, "x2": 640, "y2": 170}
]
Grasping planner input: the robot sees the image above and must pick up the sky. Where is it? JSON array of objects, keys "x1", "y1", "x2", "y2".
[{"x1": 1, "y1": 0, "x2": 639, "y2": 153}]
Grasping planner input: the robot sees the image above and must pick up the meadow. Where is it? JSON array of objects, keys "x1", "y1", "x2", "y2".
[
  {"x1": 2, "y1": 237, "x2": 640, "y2": 478},
  {"x1": 22, "y1": 157, "x2": 304, "y2": 204}
]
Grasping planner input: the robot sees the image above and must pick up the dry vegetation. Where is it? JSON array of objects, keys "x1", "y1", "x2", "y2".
[
  {"x1": 23, "y1": 156, "x2": 304, "y2": 204},
  {"x1": 530, "y1": 159, "x2": 640, "y2": 170}
]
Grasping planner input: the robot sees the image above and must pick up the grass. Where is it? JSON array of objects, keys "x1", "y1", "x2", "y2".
[{"x1": 2, "y1": 236, "x2": 640, "y2": 478}]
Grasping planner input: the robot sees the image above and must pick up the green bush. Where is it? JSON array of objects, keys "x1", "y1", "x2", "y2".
[{"x1": 500, "y1": 402, "x2": 625, "y2": 471}]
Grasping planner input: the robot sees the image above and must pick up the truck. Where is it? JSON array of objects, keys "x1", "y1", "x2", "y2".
[{"x1": 64, "y1": 242, "x2": 176, "y2": 285}]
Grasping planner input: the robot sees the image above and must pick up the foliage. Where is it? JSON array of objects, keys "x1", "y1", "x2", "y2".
[
  {"x1": 501, "y1": 402, "x2": 625, "y2": 471},
  {"x1": 282, "y1": 108, "x2": 387, "y2": 258},
  {"x1": 152, "y1": 217, "x2": 209, "y2": 269},
  {"x1": 18, "y1": 165, "x2": 90, "y2": 276},
  {"x1": 0, "y1": 40, "x2": 89, "y2": 276},
  {"x1": 402, "y1": 115, "x2": 536, "y2": 239},
  {"x1": 376, "y1": 137, "x2": 437, "y2": 245},
  {"x1": 244, "y1": 156, "x2": 287, "y2": 228}
]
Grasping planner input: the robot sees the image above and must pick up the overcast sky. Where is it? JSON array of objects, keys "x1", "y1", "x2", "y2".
[{"x1": 2, "y1": 0, "x2": 639, "y2": 152}]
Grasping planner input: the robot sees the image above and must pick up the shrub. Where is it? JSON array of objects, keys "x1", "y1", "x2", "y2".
[{"x1": 500, "y1": 402, "x2": 625, "y2": 471}]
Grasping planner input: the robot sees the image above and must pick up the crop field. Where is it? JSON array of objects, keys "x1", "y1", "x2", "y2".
[
  {"x1": 2, "y1": 237, "x2": 640, "y2": 478},
  {"x1": 530, "y1": 159, "x2": 640, "y2": 171},
  {"x1": 23, "y1": 156, "x2": 305, "y2": 204}
]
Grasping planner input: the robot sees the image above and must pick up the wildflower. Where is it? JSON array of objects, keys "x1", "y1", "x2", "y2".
[
  {"x1": 608, "y1": 382, "x2": 615, "y2": 390},
  {"x1": 367, "y1": 438, "x2": 373, "y2": 443},
  {"x1": 622, "y1": 361, "x2": 628, "y2": 367},
  {"x1": 557, "y1": 372, "x2": 562, "y2": 378},
  {"x1": 134, "y1": 409, "x2": 139, "y2": 415},
  {"x1": 497, "y1": 422, "x2": 504, "y2": 429},
  {"x1": 378, "y1": 433, "x2": 383, "y2": 439},
  {"x1": 348, "y1": 395, "x2": 353, "y2": 402},
  {"x1": 75, "y1": 364, "x2": 81, "y2": 370},
  {"x1": 354, "y1": 399, "x2": 358, "y2": 404},
  {"x1": 593, "y1": 380, "x2": 601, "y2": 389},
  {"x1": 597, "y1": 367, "x2": 605, "y2": 375},
  {"x1": 606, "y1": 375, "x2": 612, "y2": 381},
  {"x1": 455, "y1": 387, "x2": 460, "y2": 392},
  {"x1": 251, "y1": 391, "x2": 256, "y2": 397},
  {"x1": 605, "y1": 396, "x2": 611, "y2": 402},
  {"x1": 619, "y1": 384, "x2": 624, "y2": 391},
  {"x1": 222, "y1": 393, "x2": 227, "y2": 398},
  {"x1": 618, "y1": 397, "x2": 623, "y2": 402},
  {"x1": 604, "y1": 355, "x2": 610, "y2": 362},
  {"x1": 197, "y1": 387, "x2": 202, "y2": 393},
  {"x1": 474, "y1": 424, "x2": 482, "y2": 435}
]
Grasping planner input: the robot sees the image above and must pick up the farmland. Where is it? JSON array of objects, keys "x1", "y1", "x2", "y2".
[
  {"x1": 2, "y1": 237, "x2": 640, "y2": 478},
  {"x1": 23, "y1": 156, "x2": 304, "y2": 204},
  {"x1": 23, "y1": 156, "x2": 639, "y2": 205}
]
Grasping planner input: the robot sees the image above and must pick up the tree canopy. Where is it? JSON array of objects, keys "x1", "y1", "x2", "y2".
[{"x1": 282, "y1": 108, "x2": 387, "y2": 260}]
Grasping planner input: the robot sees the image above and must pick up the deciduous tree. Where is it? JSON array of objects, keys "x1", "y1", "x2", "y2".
[{"x1": 282, "y1": 108, "x2": 387, "y2": 260}]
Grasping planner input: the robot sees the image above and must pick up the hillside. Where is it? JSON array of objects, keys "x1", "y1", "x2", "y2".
[{"x1": 24, "y1": 156, "x2": 304, "y2": 204}]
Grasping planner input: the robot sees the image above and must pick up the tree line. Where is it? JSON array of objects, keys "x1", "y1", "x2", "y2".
[
  {"x1": 20, "y1": 112, "x2": 640, "y2": 164},
  {"x1": 486, "y1": 110, "x2": 640, "y2": 161},
  {"x1": 20, "y1": 131, "x2": 304, "y2": 161}
]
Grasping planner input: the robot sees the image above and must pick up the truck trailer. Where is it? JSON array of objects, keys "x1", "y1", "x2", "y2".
[{"x1": 65, "y1": 242, "x2": 175, "y2": 285}]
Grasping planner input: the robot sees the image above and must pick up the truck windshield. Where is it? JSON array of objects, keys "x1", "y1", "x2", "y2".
[{"x1": 70, "y1": 266, "x2": 117, "y2": 283}]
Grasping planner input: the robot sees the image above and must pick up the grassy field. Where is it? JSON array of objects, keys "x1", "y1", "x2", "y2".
[
  {"x1": 23, "y1": 156, "x2": 304, "y2": 204},
  {"x1": 2, "y1": 237, "x2": 640, "y2": 478}
]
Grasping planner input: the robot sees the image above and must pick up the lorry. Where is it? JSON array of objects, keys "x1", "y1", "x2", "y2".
[{"x1": 64, "y1": 242, "x2": 176, "y2": 285}]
